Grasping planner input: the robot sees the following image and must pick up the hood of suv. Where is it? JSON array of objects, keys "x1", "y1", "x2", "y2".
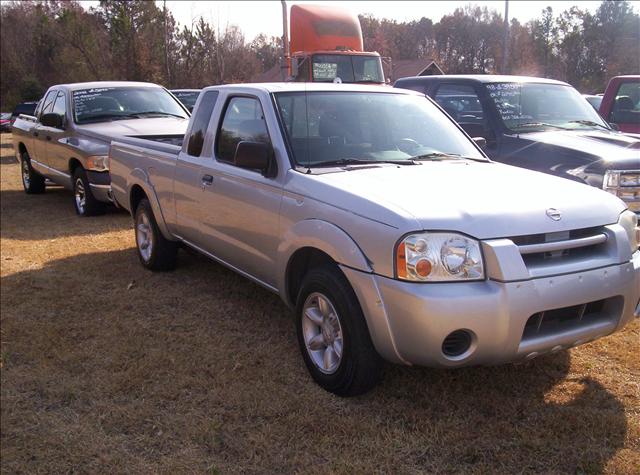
[
  {"x1": 306, "y1": 160, "x2": 626, "y2": 239},
  {"x1": 78, "y1": 117, "x2": 188, "y2": 140},
  {"x1": 518, "y1": 129, "x2": 640, "y2": 162}
]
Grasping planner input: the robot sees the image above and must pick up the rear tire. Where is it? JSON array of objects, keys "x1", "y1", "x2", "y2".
[
  {"x1": 296, "y1": 265, "x2": 383, "y2": 396},
  {"x1": 72, "y1": 167, "x2": 105, "y2": 216},
  {"x1": 20, "y1": 152, "x2": 45, "y2": 194},
  {"x1": 134, "y1": 198, "x2": 178, "y2": 271}
]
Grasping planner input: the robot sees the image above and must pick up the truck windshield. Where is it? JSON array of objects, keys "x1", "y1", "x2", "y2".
[
  {"x1": 172, "y1": 90, "x2": 200, "y2": 111},
  {"x1": 72, "y1": 87, "x2": 189, "y2": 124},
  {"x1": 275, "y1": 91, "x2": 486, "y2": 167},
  {"x1": 486, "y1": 82, "x2": 610, "y2": 132},
  {"x1": 312, "y1": 55, "x2": 383, "y2": 83}
]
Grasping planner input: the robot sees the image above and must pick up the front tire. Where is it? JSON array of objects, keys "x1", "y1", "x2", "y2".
[
  {"x1": 296, "y1": 265, "x2": 383, "y2": 396},
  {"x1": 72, "y1": 167, "x2": 105, "y2": 216},
  {"x1": 134, "y1": 198, "x2": 178, "y2": 271},
  {"x1": 20, "y1": 152, "x2": 45, "y2": 194}
]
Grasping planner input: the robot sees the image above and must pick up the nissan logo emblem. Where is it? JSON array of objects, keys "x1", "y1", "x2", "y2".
[{"x1": 546, "y1": 208, "x2": 562, "y2": 221}]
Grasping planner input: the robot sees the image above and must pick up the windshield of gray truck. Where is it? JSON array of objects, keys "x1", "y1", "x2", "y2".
[
  {"x1": 275, "y1": 92, "x2": 486, "y2": 167},
  {"x1": 486, "y1": 82, "x2": 610, "y2": 132},
  {"x1": 172, "y1": 90, "x2": 200, "y2": 111},
  {"x1": 72, "y1": 87, "x2": 189, "y2": 124},
  {"x1": 312, "y1": 55, "x2": 383, "y2": 83}
]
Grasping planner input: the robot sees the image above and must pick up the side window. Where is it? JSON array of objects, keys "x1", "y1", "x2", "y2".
[
  {"x1": 52, "y1": 92, "x2": 66, "y2": 123},
  {"x1": 216, "y1": 97, "x2": 271, "y2": 164},
  {"x1": 434, "y1": 84, "x2": 485, "y2": 123},
  {"x1": 610, "y1": 81, "x2": 640, "y2": 125},
  {"x1": 186, "y1": 90, "x2": 219, "y2": 157},
  {"x1": 293, "y1": 56, "x2": 310, "y2": 82},
  {"x1": 34, "y1": 100, "x2": 43, "y2": 118},
  {"x1": 40, "y1": 90, "x2": 58, "y2": 117}
]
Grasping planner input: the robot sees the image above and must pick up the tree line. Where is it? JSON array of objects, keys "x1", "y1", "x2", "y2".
[{"x1": 1, "y1": 0, "x2": 638, "y2": 110}]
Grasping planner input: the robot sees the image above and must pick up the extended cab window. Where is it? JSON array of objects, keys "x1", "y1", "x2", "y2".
[
  {"x1": 187, "y1": 90, "x2": 219, "y2": 157},
  {"x1": 216, "y1": 97, "x2": 271, "y2": 163}
]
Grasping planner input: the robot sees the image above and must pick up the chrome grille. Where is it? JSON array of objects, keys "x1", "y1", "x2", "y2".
[{"x1": 510, "y1": 226, "x2": 608, "y2": 264}]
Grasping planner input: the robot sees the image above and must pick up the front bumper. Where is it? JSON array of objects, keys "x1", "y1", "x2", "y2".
[
  {"x1": 342, "y1": 250, "x2": 640, "y2": 367},
  {"x1": 87, "y1": 170, "x2": 112, "y2": 203}
]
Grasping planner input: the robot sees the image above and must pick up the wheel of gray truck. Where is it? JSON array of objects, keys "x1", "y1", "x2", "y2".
[
  {"x1": 296, "y1": 265, "x2": 382, "y2": 396},
  {"x1": 20, "y1": 151, "x2": 45, "y2": 194},
  {"x1": 134, "y1": 198, "x2": 178, "y2": 271},
  {"x1": 72, "y1": 167, "x2": 105, "y2": 216}
]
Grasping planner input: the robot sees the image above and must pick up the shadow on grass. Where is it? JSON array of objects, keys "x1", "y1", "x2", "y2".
[
  {"x1": 0, "y1": 153, "x2": 18, "y2": 164},
  {"x1": 0, "y1": 247, "x2": 628, "y2": 473},
  {"x1": 0, "y1": 188, "x2": 129, "y2": 240}
]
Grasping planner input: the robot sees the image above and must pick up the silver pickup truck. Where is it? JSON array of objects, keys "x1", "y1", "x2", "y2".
[
  {"x1": 12, "y1": 81, "x2": 189, "y2": 215},
  {"x1": 109, "y1": 83, "x2": 640, "y2": 396}
]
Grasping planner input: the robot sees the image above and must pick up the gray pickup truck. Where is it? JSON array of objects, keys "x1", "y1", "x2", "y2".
[
  {"x1": 109, "y1": 83, "x2": 640, "y2": 396},
  {"x1": 12, "y1": 81, "x2": 189, "y2": 215}
]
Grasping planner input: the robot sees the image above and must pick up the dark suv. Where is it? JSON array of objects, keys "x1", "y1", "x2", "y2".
[{"x1": 395, "y1": 75, "x2": 640, "y2": 213}]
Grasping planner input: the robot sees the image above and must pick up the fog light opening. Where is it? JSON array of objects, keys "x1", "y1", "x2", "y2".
[{"x1": 442, "y1": 330, "x2": 473, "y2": 357}]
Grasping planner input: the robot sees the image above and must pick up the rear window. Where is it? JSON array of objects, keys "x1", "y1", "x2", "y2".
[
  {"x1": 14, "y1": 102, "x2": 38, "y2": 116},
  {"x1": 610, "y1": 81, "x2": 640, "y2": 125}
]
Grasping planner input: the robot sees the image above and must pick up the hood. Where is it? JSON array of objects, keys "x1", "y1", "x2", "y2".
[
  {"x1": 77, "y1": 117, "x2": 188, "y2": 141},
  {"x1": 301, "y1": 161, "x2": 626, "y2": 239},
  {"x1": 519, "y1": 129, "x2": 640, "y2": 161}
]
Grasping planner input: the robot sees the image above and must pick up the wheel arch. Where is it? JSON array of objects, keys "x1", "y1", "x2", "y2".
[
  {"x1": 278, "y1": 219, "x2": 372, "y2": 308},
  {"x1": 127, "y1": 173, "x2": 175, "y2": 241},
  {"x1": 68, "y1": 158, "x2": 83, "y2": 174}
]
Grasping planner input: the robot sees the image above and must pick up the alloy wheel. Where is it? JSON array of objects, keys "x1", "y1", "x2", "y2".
[{"x1": 302, "y1": 292, "x2": 344, "y2": 374}]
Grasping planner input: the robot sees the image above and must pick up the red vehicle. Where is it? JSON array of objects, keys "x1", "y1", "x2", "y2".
[
  {"x1": 280, "y1": 2, "x2": 385, "y2": 84},
  {"x1": 599, "y1": 75, "x2": 640, "y2": 134}
]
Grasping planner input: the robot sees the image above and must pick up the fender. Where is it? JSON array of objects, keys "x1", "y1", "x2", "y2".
[
  {"x1": 127, "y1": 168, "x2": 175, "y2": 241},
  {"x1": 276, "y1": 218, "x2": 372, "y2": 296},
  {"x1": 276, "y1": 219, "x2": 407, "y2": 365}
]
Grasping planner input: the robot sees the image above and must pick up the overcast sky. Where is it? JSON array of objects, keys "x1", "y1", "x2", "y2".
[{"x1": 77, "y1": 1, "x2": 634, "y2": 40}]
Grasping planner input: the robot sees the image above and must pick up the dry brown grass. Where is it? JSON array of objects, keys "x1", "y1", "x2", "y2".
[{"x1": 1, "y1": 132, "x2": 639, "y2": 474}]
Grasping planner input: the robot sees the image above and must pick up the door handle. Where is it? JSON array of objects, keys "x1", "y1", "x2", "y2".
[
  {"x1": 33, "y1": 131, "x2": 39, "y2": 137},
  {"x1": 201, "y1": 174, "x2": 214, "y2": 185},
  {"x1": 45, "y1": 136, "x2": 51, "y2": 141}
]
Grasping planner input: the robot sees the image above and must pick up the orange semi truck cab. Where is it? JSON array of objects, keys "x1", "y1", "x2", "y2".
[{"x1": 283, "y1": 3, "x2": 386, "y2": 84}]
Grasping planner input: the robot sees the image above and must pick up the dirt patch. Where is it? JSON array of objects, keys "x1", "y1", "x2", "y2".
[{"x1": 1, "y1": 133, "x2": 638, "y2": 474}]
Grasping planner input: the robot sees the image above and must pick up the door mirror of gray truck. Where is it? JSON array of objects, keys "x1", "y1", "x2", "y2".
[
  {"x1": 234, "y1": 141, "x2": 276, "y2": 177},
  {"x1": 472, "y1": 137, "x2": 487, "y2": 149},
  {"x1": 41, "y1": 113, "x2": 63, "y2": 129},
  {"x1": 608, "y1": 122, "x2": 619, "y2": 131}
]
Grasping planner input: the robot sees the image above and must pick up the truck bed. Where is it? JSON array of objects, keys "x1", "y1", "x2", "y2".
[{"x1": 109, "y1": 135, "x2": 183, "y2": 213}]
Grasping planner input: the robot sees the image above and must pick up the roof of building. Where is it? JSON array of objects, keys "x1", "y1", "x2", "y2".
[{"x1": 389, "y1": 59, "x2": 443, "y2": 81}]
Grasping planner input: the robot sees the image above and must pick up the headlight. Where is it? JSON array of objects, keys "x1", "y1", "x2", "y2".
[
  {"x1": 396, "y1": 232, "x2": 484, "y2": 282},
  {"x1": 604, "y1": 170, "x2": 620, "y2": 188},
  {"x1": 619, "y1": 210, "x2": 640, "y2": 253},
  {"x1": 86, "y1": 155, "x2": 109, "y2": 171}
]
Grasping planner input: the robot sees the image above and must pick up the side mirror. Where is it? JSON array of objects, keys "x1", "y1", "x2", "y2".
[
  {"x1": 234, "y1": 141, "x2": 275, "y2": 177},
  {"x1": 41, "y1": 112, "x2": 63, "y2": 129},
  {"x1": 472, "y1": 137, "x2": 487, "y2": 149},
  {"x1": 291, "y1": 57, "x2": 299, "y2": 78},
  {"x1": 608, "y1": 122, "x2": 619, "y2": 131}
]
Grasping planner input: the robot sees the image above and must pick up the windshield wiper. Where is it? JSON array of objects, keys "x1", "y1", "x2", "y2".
[
  {"x1": 510, "y1": 122, "x2": 569, "y2": 130},
  {"x1": 411, "y1": 152, "x2": 488, "y2": 163},
  {"x1": 77, "y1": 114, "x2": 135, "y2": 123},
  {"x1": 567, "y1": 120, "x2": 610, "y2": 130},
  {"x1": 125, "y1": 111, "x2": 187, "y2": 118},
  {"x1": 308, "y1": 158, "x2": 419, "y2": 168}
]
